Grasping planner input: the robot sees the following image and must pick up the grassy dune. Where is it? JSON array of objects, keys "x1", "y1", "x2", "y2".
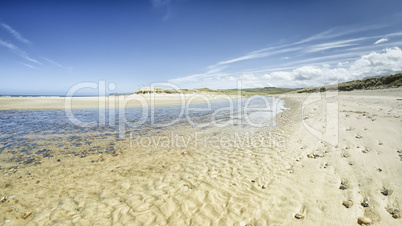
[{"x1": 297, "y1": 73, "x2": 402, "y2": 93}]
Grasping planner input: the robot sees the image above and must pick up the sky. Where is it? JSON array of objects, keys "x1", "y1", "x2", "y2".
[{"x1": 1, "y1": 0, "x2": 402, "y2": 95}]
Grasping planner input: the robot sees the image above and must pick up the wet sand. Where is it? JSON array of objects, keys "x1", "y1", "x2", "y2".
[{"x1": 0, "y1": 88, "x2": 401, "y2": 225}]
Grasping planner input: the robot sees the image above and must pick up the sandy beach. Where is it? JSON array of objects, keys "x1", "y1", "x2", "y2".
[{"x1": 0, "y1": 88, "x2": 401, "y2": 225}]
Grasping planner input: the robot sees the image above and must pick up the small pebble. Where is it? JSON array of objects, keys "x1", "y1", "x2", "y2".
[
  {"x1": 361, "y1": 199, "x2": 369, "y2": 207},
  {"x1": 382, "y1": 189, "x2": 389, "y2": 196},
  {"x1": 355, "y1": 135, "x2": 362, "y2": 139},
  {"x1": 357, "y1": 216, "x2": 372, "y2": 225},
  {"x1": 340, "y1": 185, "x2": 348, "y2": 190},
  {"x1": 57, "y1": 159, "x2": 61, "y2": 162},
  {"x1": 343, "y1": 200, "x2": 353, "y2": 208},
  {"x1": 307, "y1": 154, "x2": 314, "y2": 159},
  {"x1": 262, "y1": 185, "x2": 266, "y2": 189},
  {"x1": 294, "y1": 213, "x2": 304, "y2": 219},
  {"x1": 251, "y1": 180, "x2": 255, "y2": 183}
]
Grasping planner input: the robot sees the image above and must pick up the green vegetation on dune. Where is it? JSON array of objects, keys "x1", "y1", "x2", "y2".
[
  {"x1": 131, "y1": 73, "x2": 402, "y2": 96},
  {"x1": 297, "y1": 73, "x2": 402, "y2": 93}
]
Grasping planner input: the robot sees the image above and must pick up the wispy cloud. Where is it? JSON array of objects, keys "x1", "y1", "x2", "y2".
[
  {"x1": 306, "y1": 38, "x2": 364, "y2": 53},
  {"x1": 168, "y1": 22, "x2": 402, "y2": 89},
  {"x1": 217, "y1": 46, "x2": 302, "y2": 65},
  {"x1": 151, "y1": 0, "x2": 172, "y2": 7},
  {"x1": 43, "y1": 57, "x2": 63, "y2": 68},
  {"x1": 0, "y1": 39, "x2": 40, "y2": 64},
  {"x1": 151, "y1": 0, "x2": 175, "y2": 21},
  {"x1": 374, "y1": 38, "x2": 388, "y2": 44},
  {"x1": 174, "y1": 47, "x2": 402, "y2": 89},
  {"x1": 213, "y1": 26, "x2": 388, "y2": 67},
  {"x1": 20, "y1": 62, "x2": 39, "y2": 70},
  {"x1": 1, "y1": 23, "x2": 31, "y2": 45},
  {"x1": 217, "y1": 52, "x2": 268, "y2": 65},
  {"x1": 42, "y1": 57, "x2": 72, "y2": 73},
  {"x1": 295, "y1": 23, "x2": 386, "y2": 45}
]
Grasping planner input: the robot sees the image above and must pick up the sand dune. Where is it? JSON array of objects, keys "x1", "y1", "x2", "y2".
[{"x1": 0, "y1": 88, "x2": 401, "y2": 225}]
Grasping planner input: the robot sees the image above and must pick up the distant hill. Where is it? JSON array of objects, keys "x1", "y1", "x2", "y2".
[{"x1": 297, "y1": 73, "x2": 402, "y2": 93}]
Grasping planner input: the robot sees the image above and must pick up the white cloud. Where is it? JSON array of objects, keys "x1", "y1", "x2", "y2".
[
  {"x1": 349, "y1": 47, "x2": 402, "y2": 77},
  {"x1": 1, "y1": 23, "x2": 31, "y2": 45},
  {"x1": 374, "y1": 38, "x2": 388, "y2": 45},
  {"x1": 268, "y1": 47, "x2": 402, "y2": 86},
  {"x1": 167, "y1": 21, "x2": 402, "y2": 90},
  {"x1": 170, "y1": 47, "x2": 402, "y2": 89}
]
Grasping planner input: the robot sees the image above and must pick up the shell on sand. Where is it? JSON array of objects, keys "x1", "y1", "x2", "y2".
[{"x1": 22, "y1": 212, "x2": 32, "y2": 220}]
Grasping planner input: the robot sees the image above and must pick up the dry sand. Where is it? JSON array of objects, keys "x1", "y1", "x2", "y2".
[{"x1": 0, "y1": 88, "x2": 401, "y2": 225}]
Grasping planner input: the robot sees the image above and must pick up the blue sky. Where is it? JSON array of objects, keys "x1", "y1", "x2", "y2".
[{"x1": 1, "y1": 0, "x2": 402, "y2": 95}]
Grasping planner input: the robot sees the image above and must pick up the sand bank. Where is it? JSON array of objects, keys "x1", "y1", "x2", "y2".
[
  {"x1": 0, "y1": 94, "x2": 239, "y2": 110},
  {"x1": 0, "y1": 88, "x2": 401, "y2": 225}
]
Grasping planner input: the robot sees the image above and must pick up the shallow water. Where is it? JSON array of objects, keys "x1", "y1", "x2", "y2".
[{"x1": 0, "y1": 96, "x2": 283, "y2": 164}]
